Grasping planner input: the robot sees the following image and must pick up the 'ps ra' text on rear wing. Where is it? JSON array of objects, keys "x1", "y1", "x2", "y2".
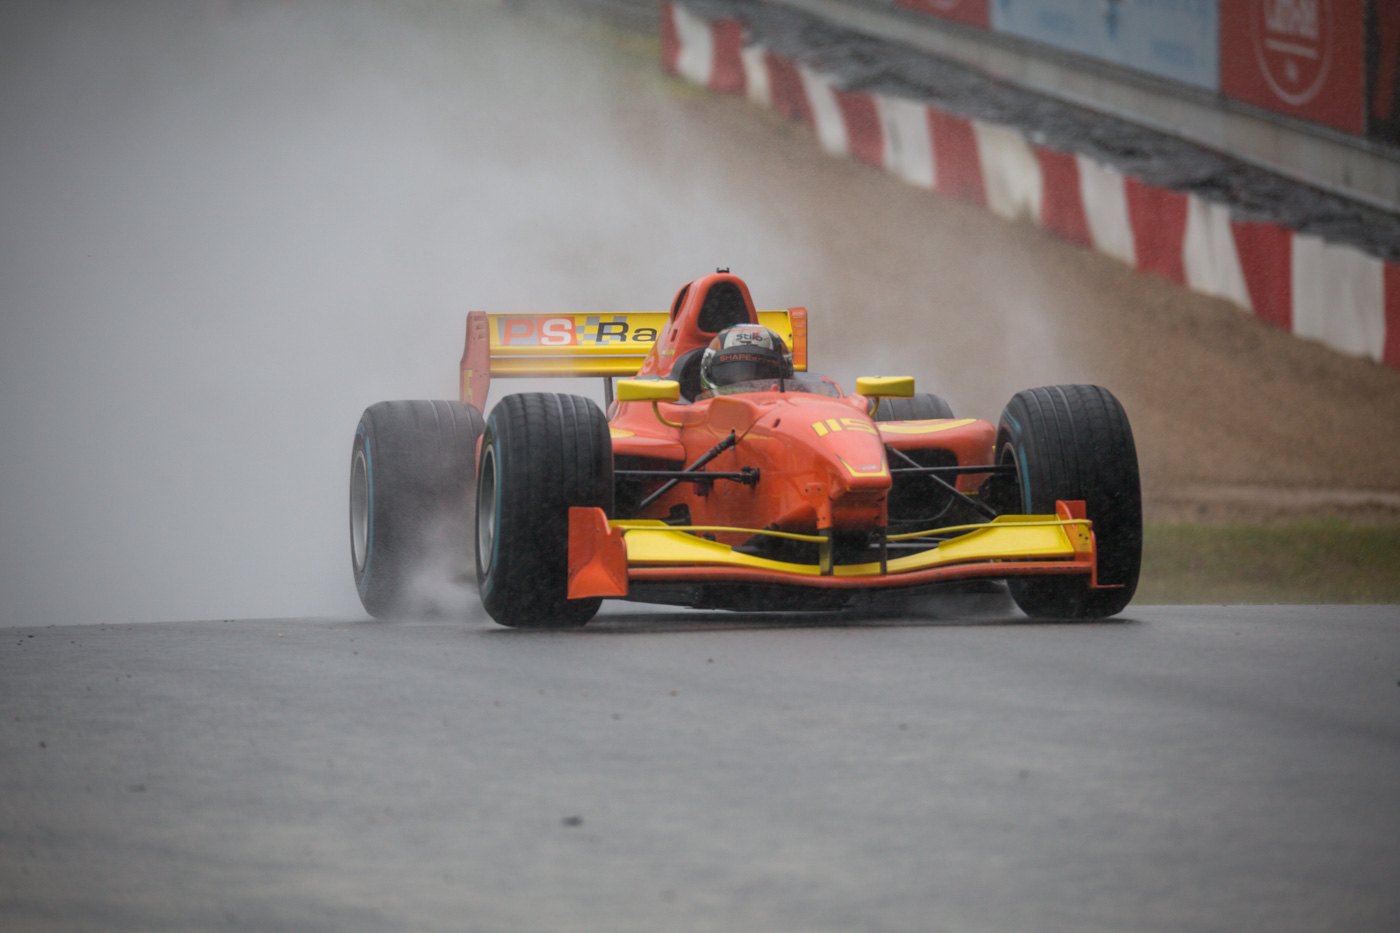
[{"x1": 459, "y1": 309, "x2": 807, "y2": 409}]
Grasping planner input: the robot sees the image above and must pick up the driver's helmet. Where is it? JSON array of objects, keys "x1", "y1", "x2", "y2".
[{"x1": 699, "y1": 324, "x2": 794, "y2": 392}]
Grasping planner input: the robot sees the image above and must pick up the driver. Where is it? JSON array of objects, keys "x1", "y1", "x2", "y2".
[{"x1": 698, "y1": 324, "x2": 794, "y2": 394}]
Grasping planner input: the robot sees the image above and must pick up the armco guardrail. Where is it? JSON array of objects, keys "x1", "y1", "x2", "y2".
[{"x1": 661, "y1": 0, "x2": 1400, "y2": 372}]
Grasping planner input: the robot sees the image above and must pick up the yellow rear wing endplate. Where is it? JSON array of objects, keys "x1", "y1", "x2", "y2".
[{"x1": 460, "y1": 309, "x2": 807, "y2": 410}]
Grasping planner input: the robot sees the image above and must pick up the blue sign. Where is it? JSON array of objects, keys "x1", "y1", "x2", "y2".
[{"x1": 993, "y1": 0, "x2": 1219, "y2": 91}]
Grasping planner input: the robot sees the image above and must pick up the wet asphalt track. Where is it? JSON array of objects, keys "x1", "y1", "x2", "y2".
[{"x1": 3, "y1": 602, "x2": 1398, "y2": 932}]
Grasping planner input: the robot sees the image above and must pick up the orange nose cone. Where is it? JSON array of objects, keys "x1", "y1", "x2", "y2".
[
  {"x1": 823, "y1": 428, "x2": 891, "y2": 498},
  {"x1": 826, "y1": 435, "x2": 888, "y2": 533}
]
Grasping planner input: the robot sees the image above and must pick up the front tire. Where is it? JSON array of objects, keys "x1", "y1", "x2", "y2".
[
  {"x1": 996, "y1": 385, "x2": 1141, "y2": 619},
  {"x1": 476, "y1": 393, "x2": 613, "y2": 628},
  {"x1": 350, "y1": 400, "x2": 485, "y2": 619}
]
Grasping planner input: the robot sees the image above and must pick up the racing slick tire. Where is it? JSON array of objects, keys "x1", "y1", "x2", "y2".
[
  {"x1": 995, "y1": 385, "x2": 1141, "y2": 620},
  {"x1": 872, "y1": 393, "x2": 955, "y2": 421},
  {"x1": 350, "y1": 400, "x2": 486, "y2": 619},
  {"x1": 475, "y1": 393, "x2": 614, "y2": 628}
]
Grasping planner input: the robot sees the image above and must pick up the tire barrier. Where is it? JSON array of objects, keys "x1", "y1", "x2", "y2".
[{"x1": 661, "y1": 0, "x2": 1400, "y2": 372}]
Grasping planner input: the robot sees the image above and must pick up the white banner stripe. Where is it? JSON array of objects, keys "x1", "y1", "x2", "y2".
[
  {"x1": 672, "y1": 3, "x2": 714, "y2": 87},
  {"x1": 1077, "y1": 155, "x2": 1136, "y2": 266},
  {"x1": 741, "y1": 44, "x2": 770, "y2": 107},
  {"x1": 974, "y1": 121, "x2": 1043, "y2": 224},
  {"x1": 1183, "y1": 195, "x2": 1252, "y2": 311},
  {"x1": 798, "y1": 66, "x2": 848, "y2": 157},
  {"x1": 875, "y1": 94, "x2": 935, "y2": 190},
  {"x1": 1292, "y1": 235, "x2": 1386, "y2": 362}
]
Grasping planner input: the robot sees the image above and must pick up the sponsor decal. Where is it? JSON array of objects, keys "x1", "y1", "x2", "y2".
[
  {"x1": 1254, "y1": 0, "x2": 1331, "y2": 106},
  {"x1": 718, "y1": 352, "x2": 769, "y2": 365},
  {"x1": 720, "y1": 325, "x2": 779, "y2": 349},
  {"x1": 494, "y1": 316, "x2": 660, "y2": 347},
  {"x1": 1221, "y1": 0, "x2": 1364, "y2": 134},
  {"x1": 811, "y1": 417, "x2": 880, "y2": 437}
]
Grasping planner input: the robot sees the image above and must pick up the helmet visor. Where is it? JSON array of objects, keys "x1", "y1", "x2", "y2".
[{"x1": 708, "y1": 351, "x2": 785, "y2": 386}]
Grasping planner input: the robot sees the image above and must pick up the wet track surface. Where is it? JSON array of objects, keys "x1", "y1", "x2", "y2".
[{"x1": 4, "y1": 604, "x2": 1398, "y2": 932}]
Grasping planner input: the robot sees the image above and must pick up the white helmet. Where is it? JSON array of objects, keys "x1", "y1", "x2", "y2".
[{"x1": 699, "y1": 325, "x2": 794, "y2": 391}]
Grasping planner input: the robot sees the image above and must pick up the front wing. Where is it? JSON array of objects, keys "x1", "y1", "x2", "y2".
[{"x1": 567, "y1": 500, "x2": 1108, "y2": 600}]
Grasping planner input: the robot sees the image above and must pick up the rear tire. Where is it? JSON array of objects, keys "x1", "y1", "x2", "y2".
[
  {"x1": 350, "y1": 400, "x2": 486, "y2": 618},
  {"x1": 996, "y1": 385, "x2": 1141, "y2": 619},
  {"x1": 475, "y1": 393, "x2": 613, "y2": 628},
  {"x1": 872, "y1": 393, "x2": 955, "y2": 421}
]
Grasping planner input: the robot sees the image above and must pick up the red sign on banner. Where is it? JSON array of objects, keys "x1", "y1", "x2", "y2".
[
  {"x1": 1221, "y1": 0, "x2": 1366, "y2": 135},
  {"x1": 895, "y1": 0, "x2": 989, "y2": 30}
]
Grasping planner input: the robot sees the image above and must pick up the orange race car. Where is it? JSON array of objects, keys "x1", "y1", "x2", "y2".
[{"x1": 349, "y1": 271, "x2": 1142, "y2": 627}]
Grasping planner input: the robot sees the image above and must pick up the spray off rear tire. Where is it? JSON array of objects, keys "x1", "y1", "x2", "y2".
[{"x1": 350, "y1": 400, "x2": 485, "y2": 619}]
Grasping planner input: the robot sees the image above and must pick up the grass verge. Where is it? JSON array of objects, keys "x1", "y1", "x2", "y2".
[{"x1": 1138, "y1": 521, "x2": 1400, "y2": 604}]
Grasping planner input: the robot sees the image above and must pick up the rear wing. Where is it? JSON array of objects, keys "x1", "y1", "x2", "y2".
[{"x1": 460, "y1": 308, "x2": 808, "y2": 409}]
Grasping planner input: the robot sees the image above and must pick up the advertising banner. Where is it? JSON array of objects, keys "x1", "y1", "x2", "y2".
[
  {"x1": 895, "y1": 0, "x2": 990, "y2": 28},
  {"x1": 1220, "y1": 0, "x2": 1366, "y2": 134},
  {"x1": 990, "y1": 0, "x2": 1220, "y2": 90}
]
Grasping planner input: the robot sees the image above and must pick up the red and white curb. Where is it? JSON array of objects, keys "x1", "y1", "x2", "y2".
[{"x1": 661, "y1": 1, "x2": 1400, "y2": 372}]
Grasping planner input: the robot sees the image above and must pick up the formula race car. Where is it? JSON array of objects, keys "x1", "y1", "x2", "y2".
[{"x1": 350, "y1": 271, "x2": 1142, "y2": 627}]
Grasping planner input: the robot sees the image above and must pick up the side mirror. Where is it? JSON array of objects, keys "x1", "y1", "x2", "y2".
[
  {"x1": 617, "y1": 378, "x2": 683, "y2": 427},
  {"x1": 856, "y1": 376, "x2": 914, "y2": 398},
  {"x1": 616, "y1": 379, "x2": 681, "y2": 403},
  {"x1": 856, "y1": 376, "x2": 914, "y2": 419}
]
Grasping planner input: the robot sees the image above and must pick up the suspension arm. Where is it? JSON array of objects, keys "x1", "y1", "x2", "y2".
[
  {"x1": 889, "y1": 464, "x2": 1014, "y2": 477},
  {"x1": 634, "y1": 431, "x2": 741, "y2": 513},
  {"x1": 617, "y1": 468, "x2": 759, "y2": 485},
  {"x1": 887, "y1": 446, "x2": 1000, "y2": 520}
]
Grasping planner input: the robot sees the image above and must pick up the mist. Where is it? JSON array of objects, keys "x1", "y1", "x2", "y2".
[{"x1": 0, "y1": 0, "x2": 818, "y2": 627}]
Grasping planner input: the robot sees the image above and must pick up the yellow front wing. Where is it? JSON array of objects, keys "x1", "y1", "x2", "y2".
[{"x1": 612, "y1": 514, "x2": 1091, "y2": 578}]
